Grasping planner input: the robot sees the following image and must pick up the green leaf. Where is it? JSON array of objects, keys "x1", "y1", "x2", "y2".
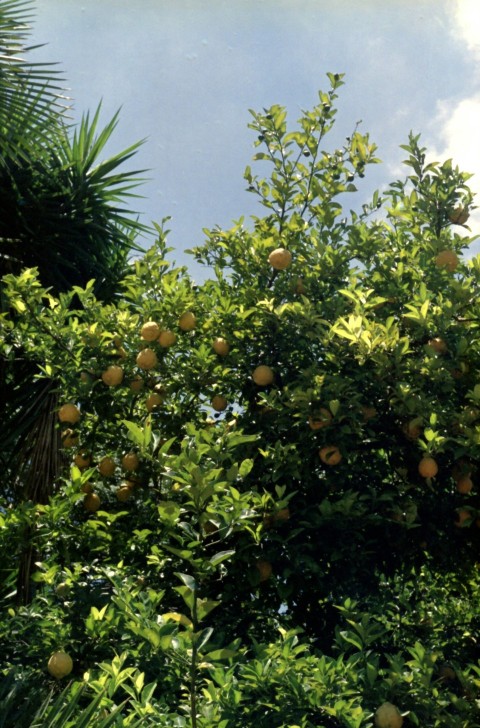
[
  {"x1": 204, "y1": 648, "x2": 238, "y2": 661},
  {"x1": 196, "y1": 599, "x2": 220, "y2": 622},
  {"x1": 209, "y1": 550, "x2": 235, "y2": 567}
]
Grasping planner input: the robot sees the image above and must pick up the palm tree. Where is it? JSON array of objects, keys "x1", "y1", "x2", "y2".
[{"x1": 0, "y1": 0, "x2": 150, "y2": 602}]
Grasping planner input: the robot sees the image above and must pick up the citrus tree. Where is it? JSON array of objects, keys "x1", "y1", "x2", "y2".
[{"x1": 1, "y1": 73, "x2": 480, "y2": 727}]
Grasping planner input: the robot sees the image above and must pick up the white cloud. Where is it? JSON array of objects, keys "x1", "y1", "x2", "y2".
[
  {"x1": 433, "y1": 96, "x2": 480, "y2": 176},
  {"x1": 452, "y1": 0, "x2": 480, "y2": 59},
  {"x1": 426, "y1": 1, "x2": 480, "y2": 245}
]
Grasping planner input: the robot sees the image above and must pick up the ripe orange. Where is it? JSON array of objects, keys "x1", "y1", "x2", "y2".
[
  {"x1": 452, "y1": 461, "x2": 472, "y2": 481},
  {"x1": 268, "y1": 247, "x2": 292, "y2": 270},
  {"x1": 455, "y1": 508, "x2": 472, "y2": 527},
  {"x1": 141, "y1": 320, "x2": 161, "y2": 341},
  {"x1": 80, "y1": 481, "x2": 94, "y2": 494},
  {"x1": 435, "y1": 249, "x2": 459, "y2": 271},
  {"x1": 178, "y1": 311, "x2": 196, "y2": 331},
  {"x1": 449, "y1": 206, "x2": 469, "y2": 225},
  {"x1": 58, "y1": 403, "x2": 81, "y2": 424},
  {"x1": 252, "y1": 365, "x2": 274, "y2": 386},
  {"x1": 146, "y1": 392, "x2": 164, "y2": 412},
  {"x1": 61, "y1": 429, "x2": 78, "y2": 448},
  {"x1": 295, "y1": 277, "x2": 306, "y2": 294},
  {"x1": 101, "y1": 365, "x2": 124, "y2": 386},
  {"x1": 129, "y1": 375, "x2": 144, "y2": 393},
  {"x1": 456, "y1": 475, "x2": 473, "y2": 494},
  {"x1": 74, "y1": 450, "x2": 91, "y2": 469},
  {"x1": 438, "y1": 665, "x2": 456, "y2": 681},
  {"x1": 121, "y1": 452, "x2": 140, "y2": 472},
  {"x1": 116, "y1": 483, "x2": 134, "y2": 502},
  {"x1": 403, "y1": 418, "x2": 422, "y2": 440},
  {"x1": 212, "y1": 337, "x2": 230, "y2": 356},
  {"x1": 158, "y1": 329, "x2": 176, "y2": 347},
  {"x1": 79, "y1": 371, "x2": 92, "y2": 386},
  {"x1": 47, "y1": 651, "x2": 73, "y2": 679},
  {"x1": 308, "y1": 409, "x2": 332, "y2": 430},
  {"x1": 319, "y1": 445, "x2": 342, "y2": 466},
  {"x1": 427, "y1": 337, "x2": 447, "y2": 354},
  {"x1": 211, "y1": 395, "x2": 228, "y2": 412},
  {"x1": 361, "y1": 406, "x2": 377, "y2": 421},
  {"x1": 98, "y1": 456, "x2": 116, "y2": 477},
  {"x1": 256, "y1": 559, "x2": 272, "y2": 582},
  {"x1": 418, "y1": 456, "x2": 438, "y2": 478},
  {"x1": 136, "y1": 348, "x2": 158, "y2": 370},
  {"x1": 84, "y1": 492, "x2": 101, "y2": 512},
  {"x1": 374, "y1": 701, "x2": 403, "y2": 728}
]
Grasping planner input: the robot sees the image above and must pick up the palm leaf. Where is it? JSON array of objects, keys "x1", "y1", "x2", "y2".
[{"x1": 0, "y1": 0, "x2": 68, "y2": 159}]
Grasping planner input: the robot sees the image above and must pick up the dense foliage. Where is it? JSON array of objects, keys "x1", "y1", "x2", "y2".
[
  {"x1": 0, "y1": 29, "x2": 479, "y2": 728},
  {"x1": 0, "y1": 0, "x2": 149, "y2": 566}
]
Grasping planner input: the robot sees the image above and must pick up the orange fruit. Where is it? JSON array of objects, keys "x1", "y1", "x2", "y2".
[
  {"x1": 61, "y1": 429, "x2": 78, "y2": 448},
  {"x1": 256, "y1": 559, "x2": 272, "y2": 582},
  {"x1": 74, "y1": 450, "x2": 91, "y2": 469},
  {"x1": 129, "y1": 375, "x2": 144, "y2": 393},
  {"x1": 58, "y1": 403, "x2": 81, "y2": 424},
  {"x1": 141, "y1": 320, "x2": 161, "y2": 341},
  {"x1": 158, "y1": 329, "x2": 176, "y2": 347},
  {"x1": 136, "y1": 348, "x2": 158, "y2": 370},
  {"x1": 435, "y1": 249, "x2": 459, "y2": 271},
  {"x1": 252, "y1": 365, "x2": 274, "y2": 386},
  {"x1": 456, "y1": 475, "x2": 473, "y2": 494},
  {"x1": 79, "y1": 371, "x2": 92, "y2": 386},
  {"x1": 121, "y1": 452, "x2": 140, "y2": 472},
  {"x1": 268, "y1": 247, "x2": 292, "y2": 270},
  {"x1": 449, "y1": 206, "x2": 469, "y2": 225},
  {"x1": 452, "y1": 461, "x2": 472, "y2": 481},
  {"x1": 319, "y1": 445, "x2": 342, "y2": 466},
  {"x1": 116, "y1": 483, "x2": 134, "y2": 502},
  {"x1": 361, "y1": 406, "x2": 377, "y2": 421},
  {"x1": 84, "y1": 493, "x2": 101, "y2": 512},
  {"x1": 374, "y1": 701, "x2": 403, "y2": 728},
  {"x1": 455, "y1": 508, "x2": 472, "y2": 527},
  {"x1": 178, "y1": 311, "x2": 196, "y2": 331},
  {"x1": 101, "y1": 365, "x2": 124, "y2": 386},
  {"x1": 427, "y1": 337, "x2": 447, "y2": 354},
  {"x1": 418, "y1": 456, "x2": 438, "y2": 478},
  {"x1": 438, "y1": 665, "x2": 456, "y2": 681},
  {"x1": 403, "y1": 417, "x2": 422, "y2": 440},
  {"x1": 212, "y1": 337, "x2": 230, "y2": 356},
  {"x1": 98, "y1": 456, "x2": 116, "y2": 477},
  {"x1": 146, "y1": 392, "x2": 164, "y2": 412},
  {"x1": 295, "y1": 277, "x2": 306, "y2": 294},
  {"x1": 308, "y1": 409, "x2": 332, "y2": 430},
  {"x1": 81, "y1": 481, "x2": 94, "y2": 494},
  {"x1": 47, "y1": 651, "x2": 73, "y2": 679},
  {"x1": 211, "y1": 395, "x2": 228, "y2": 412}
]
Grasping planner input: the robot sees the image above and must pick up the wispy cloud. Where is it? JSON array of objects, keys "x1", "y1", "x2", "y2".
[{"x1": 428, "y1": 1, "x2": 480, "y2": 242}]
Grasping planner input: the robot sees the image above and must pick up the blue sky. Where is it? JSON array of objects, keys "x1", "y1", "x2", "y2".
[{"x1": 30, "y1": 0, "x2": 480, "y2": 275}]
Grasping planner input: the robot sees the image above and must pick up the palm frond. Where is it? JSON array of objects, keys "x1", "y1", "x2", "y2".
[{"x1": 0, "y1": 0, "x2": 68, "y2": 159}]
